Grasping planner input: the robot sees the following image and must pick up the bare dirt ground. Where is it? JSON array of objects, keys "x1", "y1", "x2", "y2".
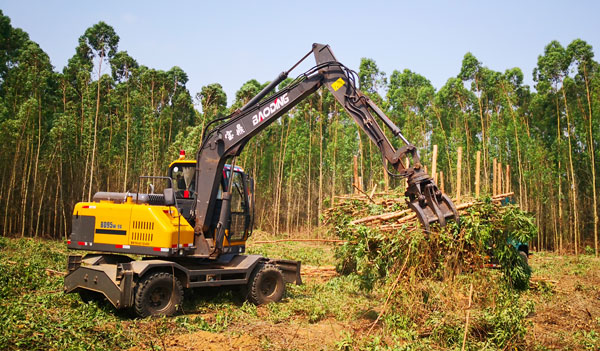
[
  {"x1": 526, "y1": 253, "x2": 600, "y2": 350},
  {"x1": 128, "y1": 272, "x2": 371, "y2": 351}
]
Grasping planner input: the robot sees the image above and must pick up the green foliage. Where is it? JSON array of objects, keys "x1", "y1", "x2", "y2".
[
  {"x1": 247, "y1": 241, "x2": 334, "y2": 267},
  {"x1": 197, "y1": 83, "x2": 227, "y2": 119},
  {"x1": 283, "y1": 275, "x2": 370, "y2": 323},
  {"x1": 462, "y1": 199, "x2": 536, "y2": 289},
  {"x1": 332, "y1": 198, "x2": 536, "y2": 291},
  {"x1": 359, "y1": 57, "x2": 386, "y2": 95},
  {"x1": 334, "y1": 224, "x2": 413, "y2": 290},
  {"x1": 575, "y1": 330, "x2": 600, "y2": 350},
  {"x1": 476, "y1": 289, "x2": 535, "y2": 348},
  {"x1": 0, "y1": 237, "x2": 139, "y2": 350}
]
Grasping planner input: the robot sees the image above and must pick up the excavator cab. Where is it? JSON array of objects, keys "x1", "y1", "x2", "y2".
[
  {"x1": 222, "y1": 165, "x2": 254, "y2": 244},
  {"x1": 167, "y1": 156, "x2": 254, "y2": 249},
  {"x1": 168, "y1": 159, "x2": 197, "y2": 226}
]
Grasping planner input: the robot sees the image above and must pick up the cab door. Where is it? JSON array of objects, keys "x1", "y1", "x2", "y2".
[{"x1": 227, "y1": 171, "x2": 250, "y2": 243}]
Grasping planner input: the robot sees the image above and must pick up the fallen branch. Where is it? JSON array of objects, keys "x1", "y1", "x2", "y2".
[
  {"x1": 349, "y1": 192, "x2": 514, "y2": 227},
  {"x1": 301, "y1": 265, "x2": 338, "y2": 277},
  {"x1": 384, "y1": 193, "x2": 516, "y2": 226},
  {"x1": 350, "y1": 208, "x2": 412, "y2": 225},
  {"x1": 45, "y1": 269, "x2": 66, "y2": 276},
  {"x1": 367, "y1": 249, "x2": 411, "y2": 336},
  {"x1": 369, "y1": 184, "x2": 378, "y2": 198},
  {"x1": 352, "y1": 184, "x2": 376, "y2": 204},
  {"x1": 252, "y1": 238, "x2": 347, "y2": 244},
  {"x1": 7, "y1": 260, "x2": 66, "y2": 276},
  {"x1": 461, "y1": 283, "x2": 474, "y2": 351},
  {"x1": 530, "y1": 277, "x2": 558, "y2": 284}
]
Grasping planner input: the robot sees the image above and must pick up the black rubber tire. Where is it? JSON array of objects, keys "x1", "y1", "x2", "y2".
[
  {"x1": 134, "y1": 272, "x2": 183, "y2": 318},
  {"x1": 247, "y1": 263, "x2": 285, "y2": 305},
  {"x1": 519, "y1": 251, "x2": 529, "y2": 266}
]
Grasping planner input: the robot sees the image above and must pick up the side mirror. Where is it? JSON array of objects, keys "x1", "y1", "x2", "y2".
[{"x1": 164, "y1": 188, "x2": 176, "y2": 206}]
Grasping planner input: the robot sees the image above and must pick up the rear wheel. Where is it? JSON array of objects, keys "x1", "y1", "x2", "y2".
[
  {"x1": 247, "y1": 263, "x2": 285, "y2": 305},
  {"x1": 134, "y1": 272, "x2": 183, "y2": 317}
]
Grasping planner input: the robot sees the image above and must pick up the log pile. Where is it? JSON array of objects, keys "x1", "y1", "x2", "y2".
[{"x1": 324, "y1": 191, "x2": 515, "y2": 232}]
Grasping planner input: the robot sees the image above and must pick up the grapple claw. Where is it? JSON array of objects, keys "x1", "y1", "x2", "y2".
[{"x1": 405, "y1": 170, "x2": 459, "y2": 232}]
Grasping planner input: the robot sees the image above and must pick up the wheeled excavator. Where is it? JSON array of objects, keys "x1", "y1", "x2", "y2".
[{"x1": 64, "y1": 43, "x2": 459, "y2": 317}]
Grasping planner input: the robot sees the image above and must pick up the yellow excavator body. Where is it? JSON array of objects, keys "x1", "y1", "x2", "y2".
[{"x1": 68, "y1": 196, "x2": 195, "y2": 256}]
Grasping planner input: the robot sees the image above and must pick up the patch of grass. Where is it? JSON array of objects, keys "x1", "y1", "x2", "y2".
[
  {"x1": 0, "y1": 237, "x2": 143, "y2": 350},
  {"x1": 276, "y1": 275, "x2": 372, "y2": 323},
  {"x1": 3, "y1": 230, "x2": 598, "y2": 350},
  {"x1": 576, "y1": 330, "x2": 600, "y2": 350},
  {"x1": 247, "y1": 240, "x2": 336, "y2": 267}
]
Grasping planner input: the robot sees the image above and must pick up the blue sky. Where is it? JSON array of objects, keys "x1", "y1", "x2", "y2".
[{"x1": 2, "y1": 1, "x2": 599, "y2": 105}]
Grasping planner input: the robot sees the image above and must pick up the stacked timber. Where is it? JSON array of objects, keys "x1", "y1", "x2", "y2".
[{"x1": 324, "y1": 189, "x2": 514, "y2": 232}]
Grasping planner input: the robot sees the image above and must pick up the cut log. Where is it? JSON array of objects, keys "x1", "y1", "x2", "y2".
[
  {"x1": 350, "y1": 208, "x2": 412, "y2": 225},
  {"x1": 252, "y1": 238, "x2": 347, "y2": 244}
]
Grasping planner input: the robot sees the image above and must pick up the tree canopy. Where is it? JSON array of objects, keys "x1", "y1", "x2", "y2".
[{"x1": 0, "y1": 11, "x2": 598, "y2": 255}]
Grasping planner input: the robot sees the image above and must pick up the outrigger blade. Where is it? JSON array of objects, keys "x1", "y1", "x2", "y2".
[{"x1": 405, "y1": 169, "x2": 459, "y2": 232}]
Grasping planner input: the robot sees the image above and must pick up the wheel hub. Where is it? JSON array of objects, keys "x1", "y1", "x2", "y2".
[
  {"x1": 149, "y1": 287, "x2": 168, "y2": 307},
  {"x1": 261, "y1": 277, "x2": 276, "y2": 297}
]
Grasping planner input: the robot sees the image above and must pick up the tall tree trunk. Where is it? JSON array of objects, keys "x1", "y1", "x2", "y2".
[
  {"x1": 30, "y1": 92, "x2": 42, "y2": 235},
  {"x1": 286, "y1": 159, "x2": 293, "y2": 235},
  {"x1": 583, "y1": 68, "x2": 598, "y2": 256},
  {"x1": 275, "y1": 116, "x2": 292, "y2": 233},
  {"x1": 123, "y1": 81, "x2": 131, "y2": 192},
  {"x1": 433, "y1": 106, "x2": 454, "y2": 185},
  {"x1": 555, "y1": 95, "x2": 563, "y2": 253},
  {"x1": 475, "y1": 79, "x2": 488, "y2": 192},
  {"x1": 330, "y1": 106, "x2": 339, "y2": 206},
  {"x1": 306, "y1": 108, "x2": 312, "y2": 229},
  {"x1": 21, "y1": 141, "x2": 33, "y2": 237},
  {"x1": 562, "y1": 87, "x2": 579, "y2": 255},
  {"x1": 318, "y1": 94, "x2": 324, "y2": 228},
  {"x1": 500, "y1": 82, "x2": 525, "y2": 208},
  {"x1": 88, "y1": 52, "x2": 104, "y2": 201}
]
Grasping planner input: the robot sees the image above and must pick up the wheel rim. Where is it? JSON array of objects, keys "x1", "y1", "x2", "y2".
[
  {"x1": 261, "y1": 275, "x2": 277, "y2": 298},
  {"x1": 148, "y1": 285, "x2": 171, "y2": 311}
]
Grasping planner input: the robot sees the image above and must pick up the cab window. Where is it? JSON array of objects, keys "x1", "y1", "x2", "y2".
[
  {"x1": 170, "y1": 164, "x2": 195, "y2": 198},
  {"x1": 230, "y1": 172, "x2": 245, "y2": 213}
]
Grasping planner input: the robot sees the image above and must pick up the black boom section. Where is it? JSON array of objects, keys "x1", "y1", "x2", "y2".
[{"x1": 194, "y1": 74, "x2": 323, "y2": 239}]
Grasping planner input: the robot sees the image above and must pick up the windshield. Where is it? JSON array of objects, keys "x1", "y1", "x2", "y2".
[
  {"x1": 170, "y1": 164, "x2": 196, "y2": 198},
  {"x1": 169, "y1": 163, "x2": 245, "y2": 201}
]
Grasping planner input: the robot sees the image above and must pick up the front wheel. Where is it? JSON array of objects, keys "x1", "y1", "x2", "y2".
[
  {"x1": 134, "y1": 272, "x2": 183, "y2": 317},
  {"x1": 247, "y1": 263, "x2": 285, "y2": 305}
]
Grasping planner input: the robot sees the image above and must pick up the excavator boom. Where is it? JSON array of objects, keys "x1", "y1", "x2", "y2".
[{"x1": 193, "y1": 43, "x2": 459, "y2": 256}]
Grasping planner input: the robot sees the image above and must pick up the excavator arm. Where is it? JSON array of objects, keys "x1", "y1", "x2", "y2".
[{"x1": 193, "y1": 43, "x2": 458, "y2": 256}]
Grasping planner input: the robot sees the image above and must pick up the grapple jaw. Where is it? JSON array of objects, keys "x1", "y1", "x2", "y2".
[{"x1": 405, "y1": 169, "x2": 459, "y2": 232}]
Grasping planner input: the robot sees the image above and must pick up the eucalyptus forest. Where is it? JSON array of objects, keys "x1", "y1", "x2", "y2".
[{"x1": 1, "y1": 12, "x2": 598, "y2": 256}]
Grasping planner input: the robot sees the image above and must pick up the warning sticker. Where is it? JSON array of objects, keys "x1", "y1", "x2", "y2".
[{"x1": 331, "y1": 77, "x2": 345, "y2": 91}]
